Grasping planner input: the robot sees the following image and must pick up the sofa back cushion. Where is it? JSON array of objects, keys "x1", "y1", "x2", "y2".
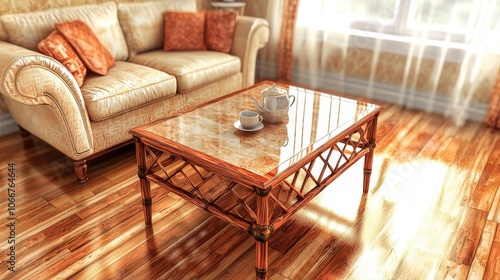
[
  {"x1": 0, "y1": 2, "x2": 128, "y2": 61},
  {"x1": 118, "y1": 0, "x2": 197, "y2": 57}
]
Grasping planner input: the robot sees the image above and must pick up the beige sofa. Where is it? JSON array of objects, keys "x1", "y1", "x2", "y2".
[{"x1": 0, "y1": 0, "x2": 269, "y2": 183}]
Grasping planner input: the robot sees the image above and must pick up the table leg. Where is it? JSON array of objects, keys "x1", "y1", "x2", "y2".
[
  {"x1": 254, "y1": 187, "x2": 271, "y2": 280},
  {"x1": 134, "y1": 137, "x2": 152, "y2": 225},
  {"x1": 363, "y1": 115, "x2": 379, "y2": 193},
  {"x1": 255, "y1": 239, "x2": 269, "y2": 280}
]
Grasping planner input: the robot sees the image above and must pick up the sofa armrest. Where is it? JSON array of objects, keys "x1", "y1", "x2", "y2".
[
  {"x1": 0, "y1": 41, "x2": 93, "y2": 160},
  {"x1": 231, "y1": 16, "x2": 270, "y2": 88}
]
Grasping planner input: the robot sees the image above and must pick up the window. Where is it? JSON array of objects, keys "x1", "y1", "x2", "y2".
[
  {"x1": 297, "y1": 0, "x2": 500, "y2": 43},
  {"x1": 408, "y1": 0, "x2": 497, "y2": 30},
  {"x1": 295, "y1": 0, "x2": 500, "y2": 60}
]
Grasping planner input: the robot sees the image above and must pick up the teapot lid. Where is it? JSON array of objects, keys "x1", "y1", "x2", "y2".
[{"x1": 262, "y1": 84, "x2": 287, "y2": 96}]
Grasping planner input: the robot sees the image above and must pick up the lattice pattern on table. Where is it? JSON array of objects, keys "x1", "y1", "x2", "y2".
[
  {"x1": 145, "y1": 148, "x2": 259, "y2": 228},
  {"x1": 267, "y1": 123, "x2": 370, "y2": 224},
  {"x1": 144, "y1": 122, "x2": 371, "y2": 229}
]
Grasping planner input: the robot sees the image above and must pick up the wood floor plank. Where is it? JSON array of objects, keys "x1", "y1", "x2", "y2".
[
  {"x1": 456, "y1": 126, "x2": 498, "y2": 200},
  {"x1": 395, "y1": 121, "x2": 492, "y2": 279},
  {"x1": 269, "y1": 223, "x2": 343, "y2": 279},
  {"x1": 390, "y1": 112, "x2": 447, "y2": 158},
  {"x1": 123, "y1": 211, "x2": 227, "y2": 279},
  {"x1": 449, "y1": 208, "x2": 489, "y2": 267},
  {"x1": 467, "y1": 220, "x2": 498, "y2": 279},
  {"x1": 196, "y1": 229, "x2": 257, "y2": 279},
  {"x1": 376, "y1": 109, "x2": 426, "y2": 155},
  {"x1": 488, "y1": 188, "x2": 500, "y2": 223},
  {"x1": 18, "y1": 201, "x2": 143, "y2": 279},
  {"x1": 78, "y1": 201, "x2": 203, "y2": 279},
  {"x1": 470, "y1": 137, "x2": 500, "y2": 212},
  {"x1": 13, "y1": 214, "x2": 82, "y2": 260},
  {"x1": 161, "y1": 222, "x2": 251, "y2": 279},
  {"x1": 213, "y1": 243, "x2": 283, "y2": 280},
  {"x1": 1, "y1": 94, "x2": 499, "y2": 280},
  {"x1": 437, "y1": 260, "x2": 471, "y2": 280},
  {"x1": 484, "y1": 223, "x2": 500, "y2": 279},
  {"x1": 269, "y1": 215, "x2": 315, "y2": 254}
]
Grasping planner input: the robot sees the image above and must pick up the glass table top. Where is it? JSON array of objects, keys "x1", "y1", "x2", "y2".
[{"x1": 142, "y1": 82, "x2": 382, "y2": 179}]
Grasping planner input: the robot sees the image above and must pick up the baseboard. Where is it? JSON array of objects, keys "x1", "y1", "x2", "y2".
[
  {"x1": 345, "y1": 77, "x2": 488, "y2": 123},
  {"x1": 291, "y1": 69, "x2": 489, "y2": 124},
  {"x1": 255, "y1": 60, "x2": 488, "y2": 124},
  {"x1": 0, "y1": 113, "x2": 18, "y2": 137}
]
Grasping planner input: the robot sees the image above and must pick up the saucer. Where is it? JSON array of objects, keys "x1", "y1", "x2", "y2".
[{"x1": 234, "y1": 121, "x2": 264, "y2": 131}]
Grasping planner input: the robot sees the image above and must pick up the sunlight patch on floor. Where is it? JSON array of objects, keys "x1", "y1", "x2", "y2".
[
  {"x1": 300, "y1": 159, "x2": 367, "y2": 236},
  {"x1": 346, "y1": 155, "x2": 468, "y2": 279},
  {"x1": 384, "y1": 159, "x2": 449, "y2": 233},
  {"x1": 301, "y1": 208, "x2": 352, "y2": 235}
]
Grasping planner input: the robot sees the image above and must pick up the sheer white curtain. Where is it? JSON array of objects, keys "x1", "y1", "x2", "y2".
[{"x1": 292, "y1": 0, "x2": 500, "y2": 125}]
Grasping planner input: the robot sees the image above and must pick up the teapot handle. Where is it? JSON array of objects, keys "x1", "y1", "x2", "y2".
[
  {"x1": 282, "y1": 137, "x2": 289, "y2": 147},
  {"x1": 289, "y1": 95, "x2": 296, "y2": 107}
]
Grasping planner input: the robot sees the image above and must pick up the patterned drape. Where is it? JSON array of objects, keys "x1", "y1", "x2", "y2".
[
  {"x1": 486, "y1": 67, "x2": 500, "y2": 129},
  {"x1": 277, "y1": 0, "x2": 299, "y2": 82}
]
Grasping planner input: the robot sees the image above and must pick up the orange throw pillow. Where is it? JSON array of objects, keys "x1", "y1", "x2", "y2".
[
  {"x1": 164, "y1": 12, "x2": 206, "y2": 51},
  {"x1": 37, "y1": 30, "x2": 87, "y2": 87},
  {"x1": 205, "y1": 11, "x2": 237, "y2": 53},
  {"x1": 55, "y1": 20, "x2": 115, "y2": 75}
]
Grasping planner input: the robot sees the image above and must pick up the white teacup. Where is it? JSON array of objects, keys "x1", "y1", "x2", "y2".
[{"x1": 239, "y1": 111, "x2": 263, "y2": 129}]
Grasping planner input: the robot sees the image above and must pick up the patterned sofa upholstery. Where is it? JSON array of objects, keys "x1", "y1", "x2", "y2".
[{"x1": 0, "y1": 0, "x2": 269, "y2": 183}]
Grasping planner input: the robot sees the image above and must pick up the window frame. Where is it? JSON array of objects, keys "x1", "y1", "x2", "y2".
[{"x1": 342, "y1": 0, "x2": 472, "y2": 62}]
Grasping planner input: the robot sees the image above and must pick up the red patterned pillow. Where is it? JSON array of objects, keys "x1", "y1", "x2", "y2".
[
  {"x1": 164, "y1": 12, "x2": 206, "y2": 51},
  {"x1": 205, "y1": 11, "x2": 237, "y2": 53},
  {"x1": 37, "y1": 30, "x2": 87, "y2": 87},
  {"x1": 55, "y1": 20, "x2": 115, "y2": 75}
]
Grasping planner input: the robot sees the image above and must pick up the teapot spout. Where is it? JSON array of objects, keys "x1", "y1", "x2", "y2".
[{"x1": 252, "y1": 96, "x2": 267, "y2": 113}]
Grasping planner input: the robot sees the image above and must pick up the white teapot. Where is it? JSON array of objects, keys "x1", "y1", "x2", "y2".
[{"x1": 251, "y1": 84, "x2": 295, "y2": 123}]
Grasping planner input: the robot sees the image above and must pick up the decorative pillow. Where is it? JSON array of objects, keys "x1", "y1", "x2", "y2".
[
  {"x1": 37, "y1": 30, "x2": 87, "y2": 87},
  {"x1": 205, "y1": 11, "x2": 237, "y2": 53},
  {"x1": 163, "y1": 12, "x2": 206, "y2": 51},
  {"x1": 117, "y1": 0, "x2": 197, "y2": 57},
  {"x1": 55, "y1": 20, "x2": 115, "y2": 75}
]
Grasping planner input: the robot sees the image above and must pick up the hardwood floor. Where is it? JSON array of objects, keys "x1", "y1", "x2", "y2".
[{"x1": 0, "y1": 97, "x2": 499, "y2": 279}]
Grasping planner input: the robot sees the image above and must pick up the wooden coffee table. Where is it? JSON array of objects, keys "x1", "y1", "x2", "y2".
[{"x1": 130, "y1": 81, "x2": 382, "y2": 279}]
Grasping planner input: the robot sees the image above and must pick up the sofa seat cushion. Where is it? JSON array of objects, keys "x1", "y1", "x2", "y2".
[
  {"x1": 81, "y1": 61, "x2": 176, "y2": 121},
  {"x1": 130, "y1": 50, "x2": 241, "y2": 93}
]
